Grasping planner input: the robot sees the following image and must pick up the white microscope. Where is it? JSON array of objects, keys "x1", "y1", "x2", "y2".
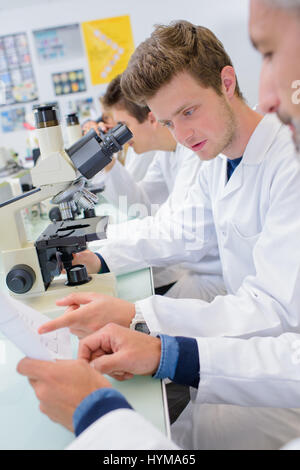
[
  {"x1": 65, "y1": 112, "x2": 83, "y2": 147},
  {"x1": 48, "y1": 112, "x2": 106, "y2": 222},
  {"x1": 0, "y1": 105, "x2": 132, "y2": 314},
  {"x1": 0, "y1": 147, "x2": 31, "y2": 203}
]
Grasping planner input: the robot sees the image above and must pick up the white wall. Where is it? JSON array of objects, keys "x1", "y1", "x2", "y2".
[{"x1": 0, "y1": 0, "x2": 260, "y2": 158}]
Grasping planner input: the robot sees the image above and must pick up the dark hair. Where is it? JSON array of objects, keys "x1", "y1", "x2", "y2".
[
  {"x1": 121, "y1": 20, "x2": 244, "y2": 105},
  {"x1": 101, "y1": 74, "x2": 151, "y2": 123}
]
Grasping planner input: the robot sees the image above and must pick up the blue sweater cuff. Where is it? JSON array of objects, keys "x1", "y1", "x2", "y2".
[
  {"x1": 174, "y1": 337, "x2": 200, "y2": 389},
  {"x1": 154, "y1": 335, "x2": 200, "y2": 389},
  {"x1": 95, "y1": 252, "x2": 110, "y2": 274},
  {"x1": 154, "y1": 334, "x2": 179, "y2": 380},
  {"x1": 73, "y1": 388, "x2": 133, "y2": 437}
]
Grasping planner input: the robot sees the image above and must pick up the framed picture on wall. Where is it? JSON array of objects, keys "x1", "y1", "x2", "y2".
[
  {"x1": 1, "y1": 106, "x2": 26, "y2": 133},
  {"x1": 33, "y1": 24, "x2": 84, "y2": 64},
  {"x1": 0, "y1": 32, "x2": 38, "y2": 106},
  {"x1": 66, "y1": 96, "x2": 96, "y2": 120},
  {"x1": 52, "y1": 69, "x2": 86, "y2": 96}
]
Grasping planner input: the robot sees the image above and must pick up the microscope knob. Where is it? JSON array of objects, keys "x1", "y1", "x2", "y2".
[
  {"x1": 6, "y1": 264, "x2": 36, "y2": 294},
  {"x1": 83, "y1": 208, "x2": 96, "y2": 219},
  {"x1": 49, "y1": 206, "x2": 62, "y2": 222},
  {"x1": 66, "y1": 264, "x2": 91, "y2": 286},
  {"x1": 46, "y1": 255, "x2": 58, "y2": 273}
]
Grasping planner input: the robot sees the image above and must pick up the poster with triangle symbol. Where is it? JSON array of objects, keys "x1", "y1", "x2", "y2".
[{"x1": 82, "y1": 15, "x2": 135, "y2": 85}]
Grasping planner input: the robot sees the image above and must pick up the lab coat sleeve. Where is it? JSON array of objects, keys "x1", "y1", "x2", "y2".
[
  {"x1": 99, "y1": 164, "x2": 218, "y2": 275},
  {"x1": 194, "y1": 333, "x2": 300, "y2": 408},
  {"x1": 124, "y1": 148, "x2": 156, "y2": 182},
  {"x1": 103, "y1": 156, "x2": 169, "y2": 213},
  {"x1": 136, "y1": 153, "x2": 300, "y2": 338},
  {"x1": 281, "y1": 438, "x2": 300, "y2": 450},
  {"x1": 164, "y1": 145, "x2": 202, "y2": 208},
  {"x1": 66, "y1": 409, "x2": 179, "y2": 450}
]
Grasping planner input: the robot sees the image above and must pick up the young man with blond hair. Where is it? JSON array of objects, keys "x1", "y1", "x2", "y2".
[
  {"x1": 93, "y1": 74, "x2": 213, "y2": 298},
  {"x1": 18, "y1": 18, "x2": 300, "y2": 450}
]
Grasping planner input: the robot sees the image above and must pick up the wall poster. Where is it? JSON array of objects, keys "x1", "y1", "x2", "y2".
[
  {"x1": 66, "y1": 97, "x2": 96, "y2": 120},
  {"x1": 1, "y1": 106, "x2": 26, "y2": 133},
  {"x1": 0, "y1": 32, "x2": 38, "y2": 106},
  {"x1": 52, "y1": 69, "x2": 86, "y2": 96},
  {"x1": 33, "y1": 24, "x2": 84, "y2": 64},
  {"x1": 82, "y1": 15, "x2": 135, "y2": 85}
]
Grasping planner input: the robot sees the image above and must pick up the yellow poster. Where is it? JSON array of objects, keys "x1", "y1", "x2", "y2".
[{"x1": 82, "y1": 15, "x2": 135, "y2": 85}]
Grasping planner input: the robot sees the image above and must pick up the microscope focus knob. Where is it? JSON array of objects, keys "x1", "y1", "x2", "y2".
[
  {"x1": 66, "y1": 264, "x2": 91, "y2": 286},
  {"x1": 6, "y1": 264, "x2": 36, "y2": 294}
]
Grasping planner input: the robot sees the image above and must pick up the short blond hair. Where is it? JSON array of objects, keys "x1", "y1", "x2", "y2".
[
  {"x1": 101, "y1": 75, "x2": 150, "y2": 123},
  {"x1": 121, "y1": 20, "x2": 244, "y2": 105}
]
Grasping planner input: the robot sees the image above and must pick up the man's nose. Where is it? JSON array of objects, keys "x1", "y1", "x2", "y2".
[
  {"x1": 259, "y1": 66, "x2": 280, "y2": 114},
  {"x1": 173, "y1": 122, "x2": 194, "y2": 146}
]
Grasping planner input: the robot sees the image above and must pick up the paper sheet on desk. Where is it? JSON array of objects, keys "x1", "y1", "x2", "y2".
[{"x1": 0, "y1": 293, "x2": 72, "y2": 361}]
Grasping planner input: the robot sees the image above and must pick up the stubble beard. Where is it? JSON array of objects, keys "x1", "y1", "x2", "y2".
[
  {"x1": 277, "y1": 109, "x2": 300, "y2": 156},
  {"x1": 215, "y1": 99, "x2": 238, "y2": 158}
]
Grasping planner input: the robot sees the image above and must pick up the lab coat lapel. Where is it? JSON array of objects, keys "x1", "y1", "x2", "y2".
[
  {"x1": 218, "y1": 114, "x2": 282, "y2": 202},
  {"x1": 219, "y1": 156, "x2": 244, "y2": 200}
]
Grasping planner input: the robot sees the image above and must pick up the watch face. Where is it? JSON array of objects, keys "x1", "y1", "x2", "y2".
[{"x1": 135, "y1": 322, "x2": 150, "y2": 334}]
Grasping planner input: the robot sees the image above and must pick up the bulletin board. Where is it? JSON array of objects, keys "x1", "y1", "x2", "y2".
[
  {"x1": 1, "y1": 106, "x2": 26, "y2": 133},
  {"x1": 82, "y1": 15, "x2": 135, "y2": 85},
  {"x1": 66, "y1": 97, "x2": 96, "y2": 120},
  {"x1": 33, "y1": 24, "x2": 84, "y2": 64},
  {"x1": 52, "y1": 69, "x2": 86, "y2": 96},
  {"x1": 0, "y1": 32, "x2": 38, "y2": 106}
]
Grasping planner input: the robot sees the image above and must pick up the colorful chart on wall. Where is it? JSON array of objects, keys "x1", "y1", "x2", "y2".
[
  {"x1": 1, "y1": 106, "x2": 26, "y2": 133},
  {"x1": 52, "y1": 69, "x2": 86, "y2": 96},
  {"x1": 66, "y1": 97, "x2": 96, "y2": 120},
  {"x1": 33, "y1": 24, "x2": 84, "y2": 64},
  {"x1": 0, "y1": 33, "x2": 38, "y2": 106},
  {"x1": 82, "y1": 15, "x2": 135, "y2": 85}
]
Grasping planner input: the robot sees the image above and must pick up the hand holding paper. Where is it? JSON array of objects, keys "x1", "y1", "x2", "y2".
[{"x1": 0, "y1": 293, "x2": 72, "y2": 361}]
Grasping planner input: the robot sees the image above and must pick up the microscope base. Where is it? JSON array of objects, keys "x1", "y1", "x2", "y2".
[{"x1": 13, "y1": 273, "x2": 117, "y2": 319}]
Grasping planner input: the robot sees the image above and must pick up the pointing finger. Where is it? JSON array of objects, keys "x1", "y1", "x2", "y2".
[
  {"x1": 38, "y1": 311, "x2": 76, "y2": 334},
  {"x1": 56, "y1": 292, "x2": 96, "y2": 307}
]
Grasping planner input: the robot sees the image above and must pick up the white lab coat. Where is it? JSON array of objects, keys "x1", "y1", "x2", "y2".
[
  {"x1": 93, "y1": 114, "x2": 300, "y2": 448},
  {"x1": 100, "y1": 144, "x2": 225, "y2": 293},
  {"x1": 67, "y1": 402, "x2": 300, "y2": 450},
  {"x1": 103, "y1": 144, "x2": 201, "y2": 215},
  {"x1": 124, "y1": 147, "x2": 156, "y2": 182},
  {"x1": 67, "y1": 409, "x2": 179, "y2": 450},
  {"x1": 97, "y1": 144, "x2": 203, "y2": 288},
  {"x1": 100, "y1": 114, "x2": 300, "y2": 339},
  {"x1": 103, "y1": 157, "x2": 169, "y2": 211},
  {"x1": 90, "y1": 148, "x2": 156, "y2": 192},
  {"x1": 75, "y1": 114, "x2": 300, "y2": 450},
  {"x1": 101, "y1": 144, "x2": 225, "y2": 291},
  {"x1": 68, "y1": 330, "x2": 300, "y2": 451},
  {"x1": 282, "y1": 438, "x2": 300, "y2": 450}
]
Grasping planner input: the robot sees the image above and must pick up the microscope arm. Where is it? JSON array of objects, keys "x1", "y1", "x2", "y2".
[{"x1": 0, "y1": 182, "x2": 71, "y2": 251}]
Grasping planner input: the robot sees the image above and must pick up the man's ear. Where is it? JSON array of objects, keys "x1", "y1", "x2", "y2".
[
  {"x1": 221, "y1": 66, "x2": 237, "y2": 100},
  {"x1": 147, "y1": 111, "x2": 158, "y2": 125}
]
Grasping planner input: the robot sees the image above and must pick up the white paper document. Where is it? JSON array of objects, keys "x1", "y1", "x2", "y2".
[{"x1": 0, "y1": 293, "x2": 72, "y2": 361}]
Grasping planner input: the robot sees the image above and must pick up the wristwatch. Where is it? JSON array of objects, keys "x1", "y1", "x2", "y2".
[
  {"x1": 134, "y1": 321, "x2": 150, "y2": 334},
  {"x1": 130, "y1": 309, "x2": 150, "y2": 334}
]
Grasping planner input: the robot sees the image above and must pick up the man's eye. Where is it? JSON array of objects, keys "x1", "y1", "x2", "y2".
[
  {"x1": 263, "y1": 52, "x2": 273, "y2": 60},
  {"x1": 163, "y1": 121, "x2": 173, "y2": 128},
  {"x1": 184, "y1": 109, "x2": 194, "y2": 116}
]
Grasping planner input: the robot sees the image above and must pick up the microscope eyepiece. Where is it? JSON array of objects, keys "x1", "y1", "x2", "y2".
[
  {"x1": 34, "y1": 105, "x2": 59, "y2": 129},
  {"x1": 66, "y1": 123, "x2": 133, "y2": 179},
  {"x1": 66, "y1": 113, "x2": 80, "y2": 126},
  {"x1": 109, "y1": 122, "x2": 133, "y2": 146}
]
